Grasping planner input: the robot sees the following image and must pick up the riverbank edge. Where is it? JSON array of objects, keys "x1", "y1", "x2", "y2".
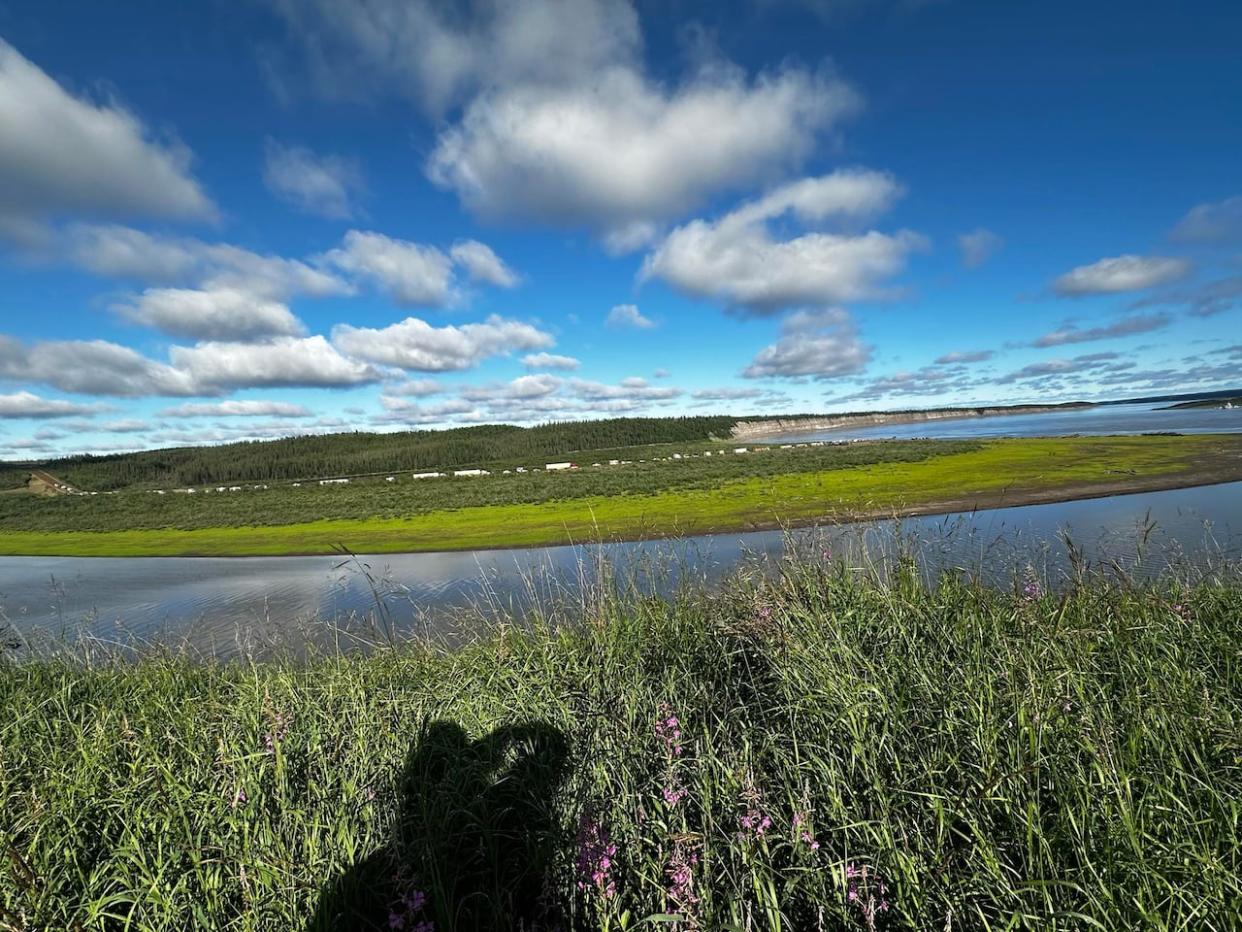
[
  {"x1": 730, "y1": 402, "x2": 1094, "y2": 440},
  {"x1": 3, "y1": 434, "x2": 1240, "y2": 558}
]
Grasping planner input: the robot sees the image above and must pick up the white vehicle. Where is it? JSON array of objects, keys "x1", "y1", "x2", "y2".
[
  {"x1": 545, "y1": 462, "x2": 577, "y2": 471},
  {"x1": 453, "y1": 469, "x2": 490, "y2": 477},
  {"x1": 411, "y1": 472, "x2": 445, "y2": 480}
]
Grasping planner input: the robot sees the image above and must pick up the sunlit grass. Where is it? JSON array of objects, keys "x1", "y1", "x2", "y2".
[{"x1": 2, "y1": 554, "x2": 1240, "y2": 929}]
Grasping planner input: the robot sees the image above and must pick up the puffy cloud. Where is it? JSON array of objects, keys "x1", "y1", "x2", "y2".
[
  {"x1": 461, "y1": 374, "x2": 563, "y2": 401},
  {"x1": 0, "y1": 336, "x2": 198, "y2": 397},
  {"x1": 958, "y1": 228, "x2": 1003, "y2": 268},
  {"x1": 934, "y1": 349, "x2": 994, "y2": 365},
  {"x1": 996, "y1": 352, "x2": 1125, "y2": 384},
  {"x1": 68, "y1": 224, "x2": 351, "y2": 298},
  {"x1": 332, "y1": 314, "x2": 554, "y2": 371},
  {"x1": 376, "y1": 396, "x2": 477, "y2": 424},
  {"x1": 428, "y1": 65, "x2": 858, "y2": 239},
  {"x1": 1052, "y1": 255, "x2": 1191, "y2": 296},
  {"x1": 384, "y1": 378, "x2": 444, "y2": 397},
  {"x1": 263, "y1": 140, "x2": 364, "y2": 219},
  {"x1": 1032, "y1": 313, "x2": 1172, "y2": 347},
  {"x1": 742, "y1": 308, "x2": 872, "y2": 379},
  {"x1": 272, "y1": 1, "x2": 861, "y2": 239},
  {"x1": 67, "y1": 224, "x2": 200, "y2": 282},
  {"x1": 321, "y1": 231, "x2": 519, "y2": 306},
  {"x1": 566, "y1": 376, "x2": 681, "y2": 402},
  {"x1": 169, "y1": 336, "x2": 381, "y2": 390},
  {"x1": 159, "y1": 400, "x2": 315, "y2": 418},
  {"x1": 0, "y1": 333, "x2": 377, "y2": 398},
  {"x1": 266, "y1": 0, "x2": 642, "y2": 115},
  {"x1": 0, "y1": 390, "x2": 106, "y2": 419},
  {"x1": 522, "y1": 352, "x2": 580, "y2": 370},
  {"x1": 1170, "y1": 196, "x2": 1242, "y2": 244},
  {"x1": 319, "y1": 230, "x2": 454, "y2": 306},
  {"x1": 449, "y1": 240, "x2": 520, "y2": 288},
  {"x1": 116, "y1": 287, "x2": 304, "y2": 341},
  {"x1": 724, "y1": 169, "x2": 901, "y2": 227},
  {"x1": 0, "y1": 40, "x2": 214, "y2": 238},
  {"x1": 642, "y1": 170, "x2": 922, "y2": 315},
  {"x1": 605, "y1": 304, "x2": 655, "y2": 329}
]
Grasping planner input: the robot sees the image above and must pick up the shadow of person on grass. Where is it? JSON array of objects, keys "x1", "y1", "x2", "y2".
[{"x1": 309, "y1": 719, "x2": 569, "y2": 932}]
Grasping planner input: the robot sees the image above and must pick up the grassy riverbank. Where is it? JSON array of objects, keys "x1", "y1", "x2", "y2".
[
  {"x1": 3, "y1": 559, "x2": 1240, "y2": 930},
  {"x1": 2, "y1": 434, "x2": 1240, "y2": 557}
]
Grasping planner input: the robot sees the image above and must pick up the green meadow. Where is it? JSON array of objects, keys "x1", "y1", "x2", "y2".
[{"x1": 2, "y1": 434, "x2": 1239, "y2": 557}]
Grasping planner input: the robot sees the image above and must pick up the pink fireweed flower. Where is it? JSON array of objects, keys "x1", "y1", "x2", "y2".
[
  {"x1": 387, "y1": 885, "x2": 430, "y2": 930},
  {"x1": 655, "y1": 703, "x2": 684, "y2": 756},
  {"x1": 262, "y1": 708, "x2": 292, "y2": 755},
  {"x1": 575, "y1": 810, "x2": 618, "y2": 898},
  {"x1": 662, "y1": 781, "x2": 687, "y2": 808},
  {"x1": 665, "y1": 839, "x2": 701, "y2": 918},
  {"x1": 844, "y1": 863, "x2": 891, "y2": 930},
  {"x1": 738, "y1": 808, "x2": 772, "y2": 838},
  {"x1": 793, "y1": 811, "x2": 820, "y2": 850}
]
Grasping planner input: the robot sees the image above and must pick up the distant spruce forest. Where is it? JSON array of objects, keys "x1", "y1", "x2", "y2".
[{"x1": 0, "y1": 416, "x2": 742, "y2": 491}]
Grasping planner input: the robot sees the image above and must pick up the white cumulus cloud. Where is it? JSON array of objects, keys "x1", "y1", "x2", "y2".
[
  {"x1": 169, "y1": 336, "x2": 381, "y2": 390},
  {"x1": 642, "y1": 170, "x2": 921, "y2": 315},
  {"x1": 0, "y1": 40, "x2": 214, "y2": 239},
  {"x1": 263, "y1": 140, "x2": 364, "y2": 219},
  {"x1": 605, "y1": 304, "x2": 655, "y2": 329},
  {"x1": 0, "y1": 390, "x2": 106, "y2": 419},
  {"x1": 332, "y1": 315, "x2": 554, "y2": 371},
  {"x1": 522, "y1": 352, "x2": 580, "y2": 370},
  {"x1": 116, "y1": 287, "x2": 305, "y2": 341},
  {"x1": 742, "y1": 308, "x2": 872, "y2": 379},
  {"x1": 159, "y1": 400, "x2": 315, "y2": 418},
  {"x1": 1052, "y1": 255, "x2": 1191, "y2": 296}
]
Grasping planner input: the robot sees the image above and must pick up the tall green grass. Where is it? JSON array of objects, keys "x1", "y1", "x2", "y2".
[{"x1": 2, "y1": 556, "x2": 1240, "y2": 929}]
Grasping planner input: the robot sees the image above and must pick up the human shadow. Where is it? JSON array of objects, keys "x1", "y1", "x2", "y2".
[{"x1": 309, "y1": 719, "x2": 569, "y2": 932}]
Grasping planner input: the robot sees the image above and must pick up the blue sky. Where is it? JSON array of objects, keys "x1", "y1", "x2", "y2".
[{"x1": 1, "y1": 0, "x2": 1240, "y2": 459}]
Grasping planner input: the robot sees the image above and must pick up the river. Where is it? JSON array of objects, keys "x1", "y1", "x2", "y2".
[
  {"x1": 754, "y1": 400, "x2": 1242, "y2": 443},
  {"x1": 2, "y1": 481, "x2": 1240, "y2": 658}
]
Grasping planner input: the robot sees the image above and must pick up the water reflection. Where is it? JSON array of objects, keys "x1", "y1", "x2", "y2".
[{"x1": 1, "y1": 481, "x2": 1239, "y2": 659}]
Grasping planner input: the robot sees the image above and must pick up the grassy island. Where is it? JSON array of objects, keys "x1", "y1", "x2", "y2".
[{"x1": 2, "y1": 434, "x2": 1241, "y2": 557}]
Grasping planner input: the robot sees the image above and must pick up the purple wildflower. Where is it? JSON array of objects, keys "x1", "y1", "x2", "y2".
[
  {"x1": 1172, "y1": 602, "x2": 1193, "y2": 622},
  {"x1": 844, "y1": 863, "x2": 891, "y2": 930},
  {"x1": 387, "y1": 884, "x2": 430, "y2": 930},
  {"x1": 575, "y1": 810, "x2": 617, "y2": 898},
  {"x1": 738, "y1": 808, "x2": 772, "y2": 839},
  {"x1": 1022, "y1": 579, "x2": 1041, "y2": 601},
  {"x1": 262, "y1": 708, "x2": 292, "y2": 755},
  {"x1": 655, "y1": 703, "x2": 684, "y2": 757},
  {"x1": 662, "y1": 781, "x2": 687, "y2": 808},
  {"x1": 665, "y1": 839, "x2": 701, "y2": 919},
  {"x1": 792, "y1": 811, "x2": 820, "y2": 851}
]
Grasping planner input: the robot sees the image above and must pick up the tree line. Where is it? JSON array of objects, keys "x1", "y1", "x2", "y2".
[{"x1": 3, "y1": 417, "x2": 740, "y2": 491}]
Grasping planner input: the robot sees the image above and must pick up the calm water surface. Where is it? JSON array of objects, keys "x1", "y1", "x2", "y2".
[
  {"x1": 758, "y1": 400, "x2": 1242, "y2": 443},
  {"x1": 2, "y1": 482, "x2": 1240, "y2": 657}
]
